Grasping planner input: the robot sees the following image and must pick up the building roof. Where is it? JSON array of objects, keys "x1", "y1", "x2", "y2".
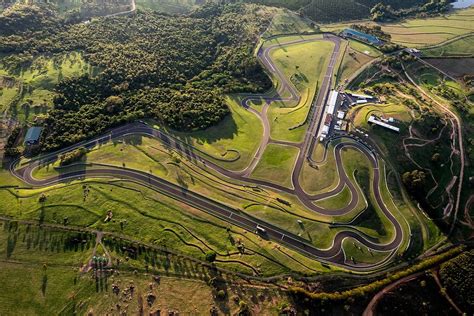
[
  {"x1": 368, "y1": 116, "x2": 399, "y2": 132},
  {"x1": 342, "y1": 28, "x2": 381, "y2": 45},
  {"x1": 24, "y1": 127, "x2": 42, "y2": 144},
  {"x1": 349, "y1": 93, "x2": 374, "y2": 99},
  {"x1": 326, "y1": 90, "x2": 339, "y2": 115}
]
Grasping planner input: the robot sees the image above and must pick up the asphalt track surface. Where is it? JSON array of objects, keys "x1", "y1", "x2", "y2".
[{"x1": 11, "y1": 34, "x2": 406, "y2": 271}]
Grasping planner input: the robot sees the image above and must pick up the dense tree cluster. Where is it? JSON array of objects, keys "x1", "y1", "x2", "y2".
[
  {"x1": 0, "y1": 3, "x2": 273, "y2": 151},
  {"x1": 288, "y1": 246, "x2": 464, "y2": 301},
  {"x1": 402, "y1": 169, "x2": 426, "y2": 196},
  {"x1": 3, "y1": 126, "x2": 21, "y2": 157},
  {"x1": 239, "y1": 0, "x2": 426, "y2": 22},
  {"x1": 59, "y1": 147, "x2": 87, "y2": 165},
  {"x1": 0, "y1": 3, "x2": 61, "y2": 36},
  {"x1": 351, "y1": 24, "x2": 391, "y2": 42},
  {"x1": 439, "y1": 250, "x2": 474, "y2": 311},
  {"x1": 370, "y1": 0, "x2": 452, "y2": 22}
]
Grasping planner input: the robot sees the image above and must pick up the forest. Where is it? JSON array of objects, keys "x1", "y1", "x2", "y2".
[
  {"x1": 0, "y1": 3, "x2": 272, "y2": 151},
  {"x1": 241, "y1": 0, "x2": 428, "y2": 22}
]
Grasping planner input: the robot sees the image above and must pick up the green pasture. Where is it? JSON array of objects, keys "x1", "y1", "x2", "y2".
[
  {"x1": 381, "y1": 9, "x2": 474, "y2": 47},
  {"x1": 251, "y1": 144, "x2": 299, "y2": 188},
  {"x1": 348, "y1": 39, "x2": 382, "y2": 57},
  {"x1": 0, "y1": 173, "x2": 330, "y2": 276},
  {"x1": 263, "y1": 8, "x2": 318, "y2": 38},
  {"x1": 0, "y1": 52, "x2": 92, "y2": 121},
  {"x1": 422, "y1": 35, "x2": 474, "y2": 57},
  {"x1": 321, "y1": 7, "x2": 474, "y2": 47},
  {"x1": 336, "y1": 44, "x2": 375, "y2": 86},
  {"x1": 313, "y1": 185, "x2": 352, "y2": 210}
]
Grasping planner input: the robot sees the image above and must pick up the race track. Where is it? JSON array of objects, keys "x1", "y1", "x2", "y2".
[{"x1": 11, "y1": 33, "x2": 408, "y2": 271}]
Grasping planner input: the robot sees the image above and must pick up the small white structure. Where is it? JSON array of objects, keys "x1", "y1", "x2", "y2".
[
  {"x1": 337, "y1": 111, "x2": 345, "y2": 119},
  {"x1": 349, "y1": 92, "x2": 375, "y2": 100},
  {"x1": 368, "y1": 115, "x2": 399, "y2": 132},
  {"x1": 356, "y1": 99, "x2": 367, "y2": 105},
  {"x1": 321, "y1": 125, "x2": 330, "y2": 135},
  {"x1": 326, "y1": 90, "x2": 338, "y2": 115}
]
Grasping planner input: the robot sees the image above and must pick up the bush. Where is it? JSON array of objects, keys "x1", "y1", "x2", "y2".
[
  {"x1": 59, "y1": 147, "x2": 87, "y2": 166},
  {"x1": 288, "y1": 246, "x2": 464, "y2": 301},
  {"x1": 217, "y1": 290, "x2": 226, "y2": 300},
  {"x1": 205, "y1": 251, "x2": 217, "y2": 263}
]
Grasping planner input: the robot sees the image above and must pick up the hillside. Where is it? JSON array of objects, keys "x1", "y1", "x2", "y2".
[
  {"x1": 241, "y1": 0, "x2": 428, "y2": 22},
  {"x1": 0, "y1": 3, "x2": 273, "y2": 151}
]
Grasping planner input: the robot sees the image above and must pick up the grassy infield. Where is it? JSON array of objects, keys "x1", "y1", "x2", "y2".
[
  {"x1": 21, "y1": 34, "x2": 411, "y2": 264},
  {"x1": 1, "y1": 6, "x2": 463, "y2": 313}
]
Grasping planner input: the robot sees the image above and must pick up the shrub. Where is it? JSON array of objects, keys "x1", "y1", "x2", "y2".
[
  {"x1": 217, "y1": 289, "x2": 226, "y2": 300},
  {"x1": 59, "y1": 147, "x2": 87, "y2": 166},
  {"x1": 205, "y1": 251, "x2": 217, "y2": 263}
]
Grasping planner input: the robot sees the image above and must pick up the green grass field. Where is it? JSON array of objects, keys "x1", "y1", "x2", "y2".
[
  {"x1": 380, "y1": 8, "x2": 474, "y2": 47},
  {"x1": 263, "y1": 8, "x2": 318, "y2": 38},
  {"x1": 135, "y1": 0, "x2": 197, "y2": 14},
  {"x1": 342, "y1": 238, "x2": 393, "y2": 265},
  {"x1": 313, "y1": 185, "x2": 352, "y2": 209},
  {"x1": 250, "y1": 144, "x2": 299, "y2": 188},
  {"x1": 0, "y1": 228, "x2": 289, "y2": 316},
  {"x1": 0, "y1": 170, "x2": 333, "y2": 277},
  {"x1": 336, "y1": 40, "x2": 377, "y2": 86},
  {"x1": 266, "y1": 37, "x2": 334, "y2": 142},
  {"x1": 0, "y1": 52, "x2": 93, "y2": 122},
  {"x1": 422, "y1": 35, "x2": 474, "y2": 57},
  {"x1": 166, "y1": 96, "x2": 263, "y2": 172},
  {"x1": 348, "y1": 39, "x2": 382, "y2": 57}
]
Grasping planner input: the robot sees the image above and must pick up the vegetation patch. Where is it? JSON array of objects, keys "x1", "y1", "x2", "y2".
[
  {"x1": 251, "y1": 144, "x2": 299, "y2": 188},
  {"x1": 0, "y1": 3, "x2": 274, "y2": 150},
  {"x1": 422, "y1": 35, "x2": 474, "y2": 57}
]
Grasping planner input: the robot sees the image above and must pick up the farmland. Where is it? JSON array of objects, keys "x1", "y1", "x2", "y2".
[
  {"x1": 422, "y1": 35, "x2": 474, "y2": 57},
  {"x1": 321, "y1": 6, "x2": 474, "y2": 47}
]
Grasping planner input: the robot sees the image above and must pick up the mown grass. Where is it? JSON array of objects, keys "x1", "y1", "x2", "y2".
[
  {"x1": 0, "y1": 167, "x2": 335, "y2": 276},
  {"x1": 313, "y1": 185, "x2": 352, "y2": 210},
  {"x1": 348, "y1": 39, "x2": 382, "y2": 57},
  {"x1": 266, "y1": 38, "x2": 334, "y2": 142},
  {"x1": 336, "y1": 43, "x2": 375, "y2": 86},
  {"x1": 251, "y1": 144, "x2": 299, "y2": 188},
  {"x1": 342, "y1": 238, "x2": 392, "y2": 265},
  {"x1": 0, "y1": 262, "x2": 96, "y2": 315},
  {"x1": 380, "y1": 9, "x2": 474, "y2": 47},
  {"x1": 166, "y1": 96, "x2": 263, "y2": 172},
  {"x1": 27, "y1": 132, "x2": 352, "y2": 240}
]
